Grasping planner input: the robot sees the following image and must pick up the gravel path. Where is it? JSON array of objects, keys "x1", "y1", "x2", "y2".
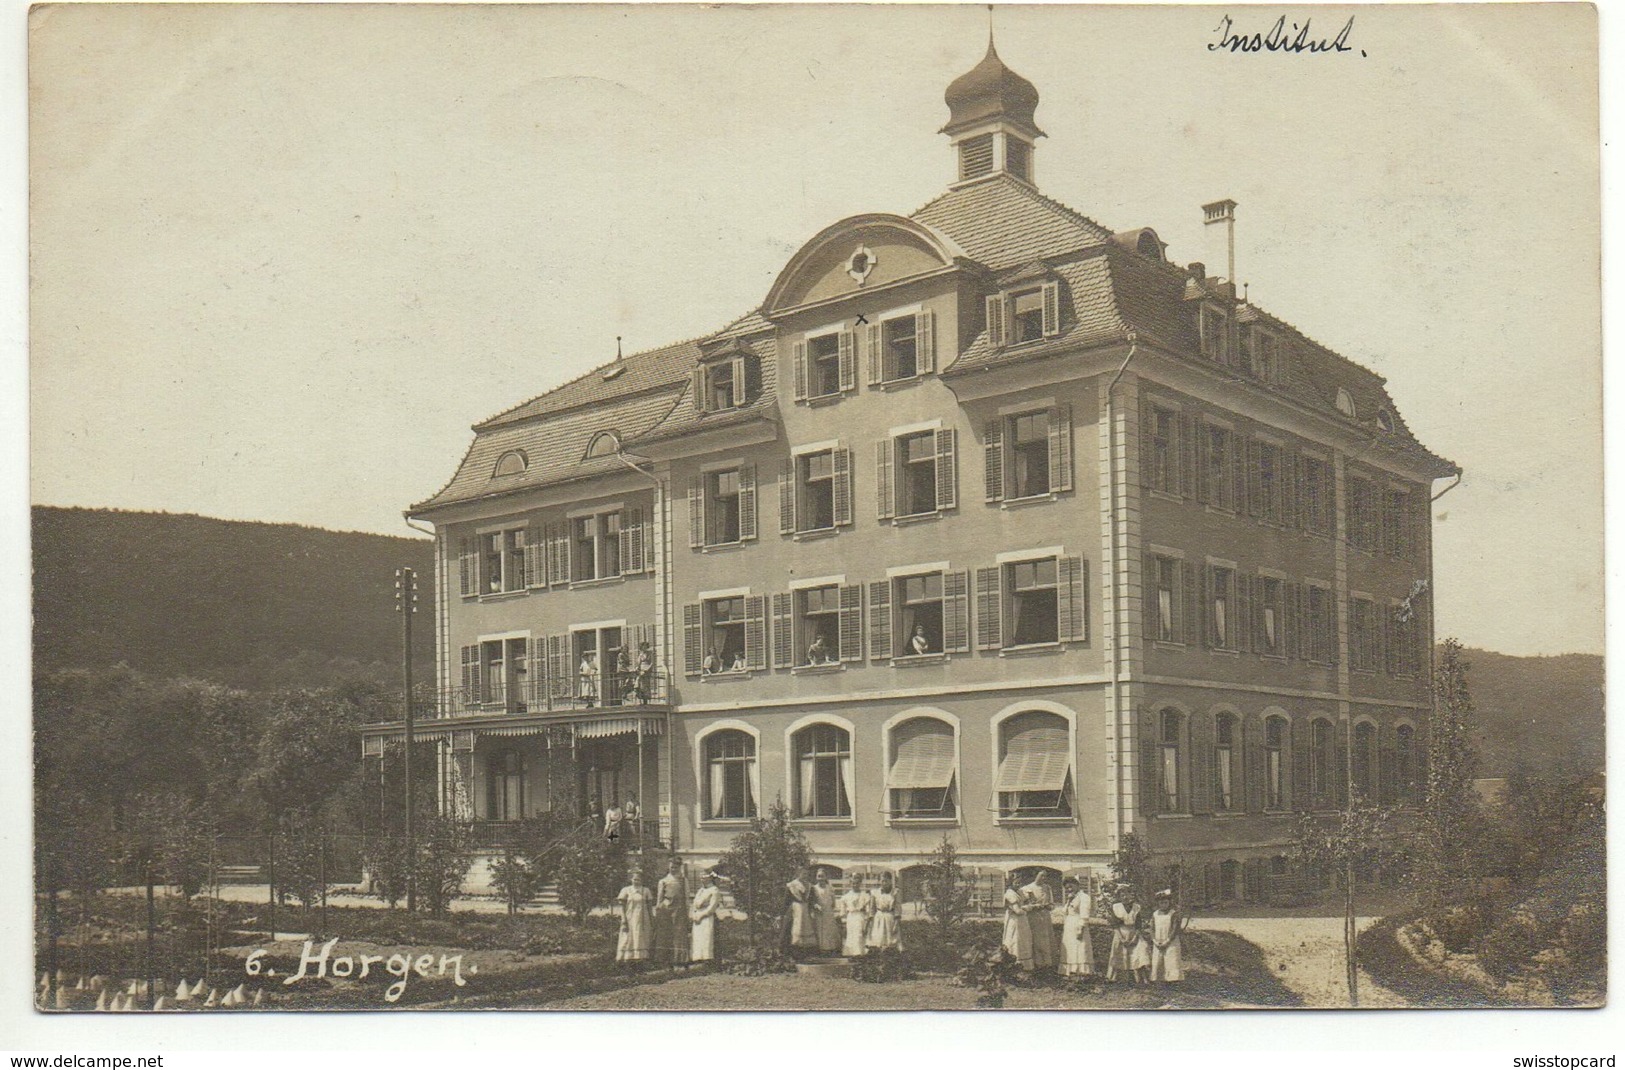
[{"x1": 1198, "y1": 915, "x2": 1408, "y2": 1008}]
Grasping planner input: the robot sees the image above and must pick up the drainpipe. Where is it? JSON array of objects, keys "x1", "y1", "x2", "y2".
[
  {"x1": 614, "y1": 443, "x2": 676, "y2": 851},
  {"x1": 1423, "y1": 468, "x2": 1462, "y2": 712},
  {"x1": 1104, "y1": 332, "x2": 1139, "y2": 851}
]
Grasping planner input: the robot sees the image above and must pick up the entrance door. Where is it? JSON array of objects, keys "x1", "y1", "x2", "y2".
[{"x1": 487, "y1": 750, "x2": 525, "y2": 821}]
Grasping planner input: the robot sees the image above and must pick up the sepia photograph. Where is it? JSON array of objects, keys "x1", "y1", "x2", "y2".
[{"x1": 20, "y1": 0, "x2": 1605, "y2": 1030}]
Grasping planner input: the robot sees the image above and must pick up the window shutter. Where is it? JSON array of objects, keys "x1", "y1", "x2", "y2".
[
  {"x1": 1245, "y1": 439, "x2": 1261, "y2": 517},
  {"x1": 683, "y1": 604, "x2": 703, "y2": 678},
  {"x1": 547, "y1": 634, "x2": 569, "y2": 700},
  {"x1": 1202, "y1": 564, "x2": 1216, "y2": 649},
  {"x1": 619, "y1": 507, "x2": 640, "y2": 575},
  {"x1": 458, "y1": 538, "x2": 477, "y2": 597},
  {"x1": 1139, "y1": 399, "x2": 1155, "y2": 490},
  {"x1": 983, "y1": 418, "x2": 1005, "y2": 502},
  {"x1": 985, "y1": 294, "x2": 1006, "y2": 348},
  {"x1": 1244, "y1": 721, "x2": 1265, "y2": 813},
  {"x1": 793, "y1": 341, "x2": 808, "y2": 402},
  {"x1": 692, "y1": 367, "x2": 707, "y2": 413},
  {"x1": 460, "y1": 645, "x2": 477, "y2": 703},
  {"x1": 1281, "y1": 448, "x2": 1299, "y2": 529},
  {"x1": 744, "y1": 595, "x2": 767, "y2": 671},
  {"x1": 1058, "y1": 555, "x2": 1087, "y2": 643},
  {"x1": 1049, "y1": 404, "x2": 1073, "y2": 492},
  {"x1": 976, "y1": 565, "x2": 1003, "y2": 650},
  {"x1": 1326, "y1": 594, "x2": 1340, "y2": 667},
  {"x1": 1181, "y1": 559, "x2": 1200, "y2": 647},
  {"x1": 867, "y1": 580, "x2": 893, "y2": 661},
  {"x1": 934, "y1": 428, "x2": 957, "y2": 511},
  {"x1": 688, "y1": 480, "x2": 704, "y2": 549},
  {"x1": 1041, "y1": 280, "x2": 1060, "y2": 337},
  {"x1": 529, "y1": 520, "x2": 549, "y2": 588},
  {"x1": 778, "y1": 462, "x2": 796, "y2": 535},
  {"x1": 866, "y1": 322, "x2": 883, "y2": 385},
  {"x1": 731, "y1": 356, "x2": 747, "y2": 408},
  {"x1": 916, "y1": 309, "x2": 936, "y2": 373},
  {"x1": 837, "y1": 330, "x2": 856, "y2": 392},
  {"x1": 838, "y1": 584, "x2": 863, "y2": 664},
  {"x1": 1194, "y1": 420, "x2": 1211, "y2": 505},
  {"x1": 529, "y1": 637, "x2": 547, "y2": 707},
  {"x1": 832, "y1": 447, "x2": 853, "y2": 526},
  {"x1": 944, "y1": 570, "x2": 971, "y2": 653},
  {"x1": 738, "y1": 465, "x2": 758, "y2": 542},
  {"x1": 875, "y1": 439, "x2": 895, "y2": 521},
  {"x1": 1179, "y1": 413, "x2": 1197, "y2": 499},
  {"x1": 1378, "y1": 737, "x2": 1397, "y2": 807},
  {"x1": 1384, "y1": 607, "x2": 1399, "y2": 675},
  {"x1": 1235, "y1": 573, "x2": 1253, "y2": 654},
  {"x1": 771, "y1": 592, "x2": 793, "y2": 669},
  {"x1": 1232, "y1": 432, "x2": 1248, "y2": 514},
  {"x1": 1190, "y1": 712, "x2": 1213, "y2": 814},
  {"x1": 1139, "y1": 722, "x2": 1161, "y2": 817},
  {"x1": 548, "y1": 524, "x2": 571, "y2": 585},
  {"x1": 1291, "y1": 720, "x2": 1312, "y2": 811},
  {"x1": 1142, "y1": 553, "x2": 1158, "y2": 641},
  {"x1": 1333, "y1": 730, "x2": 1350, "y2": 809}
]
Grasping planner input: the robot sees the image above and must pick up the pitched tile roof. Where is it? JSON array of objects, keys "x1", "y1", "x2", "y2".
[
  {"x1": 630, "y1": 330, "x2": 780, "y2": 447},
  {"x1": 911, "y1": 175, "x2": 1116, "y2": 270}
]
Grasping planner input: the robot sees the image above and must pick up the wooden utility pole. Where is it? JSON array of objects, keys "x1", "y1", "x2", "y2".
[{"x1": 397, "y1": 567, "x2": 418, "y2": 912}]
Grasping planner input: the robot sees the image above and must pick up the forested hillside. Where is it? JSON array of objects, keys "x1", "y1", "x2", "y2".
[
  {"x1": 32, "y1": 507, "x2": 435, "y2": 687},
  {"x1": 1456, "y1": 647, "x2": 1604, "y2": 778}
]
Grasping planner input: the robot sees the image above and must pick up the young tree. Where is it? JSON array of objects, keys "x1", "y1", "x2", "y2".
[
  {"x1": 921, "y1": 836, "x2": 971, "y2": 939},
  {"x1": 1418, "y1": 638, "x2": 1484, "y2": 911},
  {"x1": 1290, "y1": 803, "x2": 1405, "y2": 1007},
  {"x1": 554, "y1": 836, "x2": 627, "y2": 922},
  {"x1": 413, "y1": 814, "x2": 475, "y2": 917},
  {"x1": 714, "y1": 800, "x2": 812, "y2": 947}
]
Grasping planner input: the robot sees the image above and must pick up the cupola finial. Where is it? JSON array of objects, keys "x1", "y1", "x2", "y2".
[{"x1": 942, "y1": 23, "x2": 1044, "y2": 187}]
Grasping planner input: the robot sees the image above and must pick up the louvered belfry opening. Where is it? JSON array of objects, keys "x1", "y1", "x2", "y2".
[{"x1": 959, "y1": 134, "x2": 995, "y2": 181}]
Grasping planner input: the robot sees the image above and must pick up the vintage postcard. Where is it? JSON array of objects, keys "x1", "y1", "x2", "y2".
[{"x1": 25, "y1": 2, "x2": 1603, "y2": 1024}]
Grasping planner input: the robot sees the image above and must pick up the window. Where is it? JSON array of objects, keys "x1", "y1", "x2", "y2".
[
  {"x1": 1210, "y1": 566, "x2": 1234, "y2": 650},
  {"x1": 1307, "y1": 585, "x2": 1335, "y2": 664},
  {"x1": 959, "y1": 133, "x2": 994, "y2": 180},
  {"x1": 887, "y1": 717, "x2": 956, "y2": 820},
  {"x1": 1349, "y1": 597, "x2": 1377, "y2": 672},
  {"x1": 996, "y1": 711, "x2": 1072, "y2": 819},
  {"x1": 570, "y1": 511, "x2": 622, "y2": 581},
  {"x1": 1392, "y1": 605, "x2": 1422, "y2": 677},
  {"x1": 884, "y1": 317, "x2": 918, "y2": 380},
  {"x1": 1347, "y1": 477, "x2": 1377, "y2": 551},
  {"x1": 797, "y1": 586, "x2": 841, "y2": 666},
  {"x1": 800, "y1": 450, "x2": 836, "y2": 530},
  {"x1": 1158, "y1": 708, "x2": 1184, "y2": 813},
  {"x1": 1008, "y1": 558, "x2": 1060, "y2": 647},
  {"x1": 704, "y1": 598, "x2": 747, "y2": 674},
  {"x1": 1264, "y1": 716, "x2": 1287, "y2": 810},
  {"x1": 704, "y1": 730, "x2": 758, "y2": 820},
  {"x1": 690, "y1": 466, "x2": 757, "y2": 548},
  {"x1": 478, "y1": 636, "x2": 530, "y2": 710},
  {"x1": 1383, "y1": 489, "x2": 1412, "y2": 558},
  {"x1": 1394, "y1": 725, "x2": 1416, "y2": 805},
  {"x1": 1153, "y1": 555, "x2": 1177, "y2": 642},
  {"x1": 808, "y1": 333, "x2": 842, "y2": 398},
  {"x1": 1214, "y1": 713, "x2": 1237, "y2": 811},
  {"x1": 1376, "y1": 408, "x2": 1395, "y2": 433},
  {"x1": 1202, "y1": 424, "x2": 1236, "y2": 510},
  {"x1": 571, "y1": 626, "x2": 623, "y2": 704},
  {"x1": 1245, "y1": 329, "x2": 1279, "y2": 382},
  {"x1": 1255, "y1": 441, "x2": 1282, "y2": 523},
  {"x1": 479, "y1": 529, "x2": 527, "y2": 594},
  {"x1": 793, "y1": 724, "x2": 853, "y2": 819},
  {"x1": 899, "y1": 431, "x2": 939, "y2": 516},
  {"x1": 1335, "y1": 387, "x2": 1357, "y2": 418},
  {"x1": 492, "y1": 450, "x2": 528, "y2": 477},
  {"x1": 486, "y1": 750, "x2": 525, "y2": 821},
  {"x1": 1148, "y1": 406, "x2": 1176, "y2": 495},
  {"x1": 897, "y1": 573, "x2": 943, "y2": 656},
  {"x1": 1309, "y1": 719, "x2": 1336, "y2": 809},
  {"x1": 1258, "y1": 577, "x2": 1284, "y2": 655},
  {"x1": 985, "y1": 406, "x2": 1071, "y2": 502},
  {"x1": 709, "y1": 469, "x2": 741, "y2": 545},
  {"x1": 708, "y1": 362, "x2": 738, "y2": 411},
  {"x1": 1011, "y1": 288, "x2": 1046, "y2": 343},
  {"x1": 1201, "y1": 306, "x2": 1229, "y2": 364},
  {"x1": 1352, "y1": 721, "x2": 1377, "y2": 801},
  {"x1": 1301, "y1": 456, "x2": 1331, "y2": 534}
]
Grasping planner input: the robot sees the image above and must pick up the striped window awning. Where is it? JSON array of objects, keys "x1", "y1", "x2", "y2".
[
  {"x1": 995, "y1": 713, "x2": 1070, "y2": 792},
  {"x1": 887, "y1": 718, "x2": 956, "y2": 789}
]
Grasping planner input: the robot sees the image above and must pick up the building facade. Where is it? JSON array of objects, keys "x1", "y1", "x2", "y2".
[{"x1": 363, "y1": 40, "x2": 1457, "y2": 901}]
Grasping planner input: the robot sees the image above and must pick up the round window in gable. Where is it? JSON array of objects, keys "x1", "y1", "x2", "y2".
[
  {"x1": 1376, "y1": 408, "x2": 1395, "y2": 433},
  {"x1": 585, "y1": 430, "x2": 622, "y2": 459},
  {"x1": 1335, "y1": 388, "x2": 1357, "y2": 418},
  {"x1": 846, "y1": 245, "x2": 877, "y2": 286},
  {"x1": 492, "y1": 449, "x2": 528, "y2": 478}
]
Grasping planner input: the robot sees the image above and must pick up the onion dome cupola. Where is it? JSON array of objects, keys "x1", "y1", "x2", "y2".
[{"x1": 941, "y1": 35, "x2": 1045, "y2": 187}]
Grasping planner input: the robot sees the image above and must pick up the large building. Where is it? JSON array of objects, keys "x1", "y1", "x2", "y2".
[{"x1": 363, "y1": 38, "x2": 1457, "y2": 901}]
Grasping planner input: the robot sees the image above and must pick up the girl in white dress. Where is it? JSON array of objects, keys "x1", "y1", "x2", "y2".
[
  {"x1": 1058, "y1": 877, "x2": 1097, "y2": 978},
  {"x1": 1000, "y1": 872, "x2": 1033, "y2": 970},
  {"x1": 865, "y1": 873, "x2": 903, "y2": 952},
  {"x1": 615, "y1": 868, "x2": 654, "y2": 964},
  {"x1": 689, "y1": 872, "x2": 721, "y2": 963},
  {"x1": 1149, "y1": 889, "x2": 1188, "y2": 982},
  {"x1": 1106, "y1": 886, "x2": 1151, "y2": 983},
  {"x1": 837, "y1": 874, "x2": 873, "y2": 956},
  {"x1": 1020, "y1": 873, "x2": 1057, "y2": 971},
  {"x1": 812, "y1": 870, "x2": 841, "y2": 954}
]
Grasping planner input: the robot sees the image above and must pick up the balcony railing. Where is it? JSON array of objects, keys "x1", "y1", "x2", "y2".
[{"x1": 421, "y1": 672, "x2": 670, "y2": 720}]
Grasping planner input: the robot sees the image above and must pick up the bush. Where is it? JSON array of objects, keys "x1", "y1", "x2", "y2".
[
  {"x1": 555, "y1": 836, "x2": 626, "y2": 921},
  {"x1": 1429, "y1": 903, "x2": 1487, "y2": 954},
  {"x1": 713, "y1": 800, "x2": 812, "y2": 948},
  {"x1": 920, "y1": 836, "x2": 970, "y2": 938},
  {"x1": 724, "y1": 945, "x2": 797, "y2": 977},
  {"x1": 852, "y1": 947, "x2": 912, "y2": 984},
  {"x1": 954, "y1": 938, "x2": 1020, "y2": 1009}
]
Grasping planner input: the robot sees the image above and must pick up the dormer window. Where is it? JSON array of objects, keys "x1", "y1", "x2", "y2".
[
  {"x1": 1200, "y1": 305, "x2": 1230, "y2": 365},
  {"x1": 985, "y1": 281, "x2": 1060, "y2": 348},
  {"x1": 492, "y1": 450, "x2": 528, "y2": 478},
  {"x1": 1376, "y1": 408, "x2": 1395, "y2": 433},
  {"x1": 693, "y1": 352, "x2": 751, "y2": 414},
  {"x1": 1241, "y1": 328, "x2": 1279, "y2": 382},
  {"x1": 1335, "y1": 388, "x2": 1357, "y2": 418}
]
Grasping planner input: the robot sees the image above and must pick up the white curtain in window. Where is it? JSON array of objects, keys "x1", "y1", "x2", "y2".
[
  {"x1": 1159, "y1": 589, "x2": 1173, "y2": 636},
  {"x1": 709, "y1": 759, "x2": 725, "y2": 819},
  {"x1": 839, "y1": 754, "x2": 853, "y2": 814},
  {"x1": 1161, "y1": 745, "x2": 1180, "y2": 807},
  {"x1": 1214, "y1": 597, "x2": 1227, "y2": 645},
  {"x1": 799, "y1": 756, "x2": 816, "y2": 817},
  {"x1": 746, "y1": 756, "x2": 759, "y2": 816},
  {"x1": 1264, "y1": 606, "x2": 1277, "y2": 648},
  {"x1": 1216, "y1": 748, "x2": 1232, "y2": 807}
]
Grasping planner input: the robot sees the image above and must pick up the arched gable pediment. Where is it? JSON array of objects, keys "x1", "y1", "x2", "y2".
[{"x1": 764, "y1": 214, "x2": 967, "y2": 314}]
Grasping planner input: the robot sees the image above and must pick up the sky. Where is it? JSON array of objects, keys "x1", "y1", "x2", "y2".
[{"x1": 25, "y1": 3, "x2": 1602, "y2": 657}]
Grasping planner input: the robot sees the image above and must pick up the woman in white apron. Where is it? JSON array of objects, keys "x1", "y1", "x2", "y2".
[
  {"x1": 615, "y1": 867, "x2": 654, "y2": 964},
  {"x1": 1149, "y1": 889, "x2": 1188, "y2": 982},
  {"x1": 812, "y1": 869, "x2": 841, "y2": 954},
  {"x1": 837, "y1": 874, "x2": 873, "y2": 957},
  {"x1": 1106, "y1": 885, "x2": 1150, "y2": 983},
  {"x1": 865, "y1": 873, "x2": 903, "y2": 952},
  {"x1": 689, "y1": 872, "x2": 721, "y2": 963},
  {"x1": 1000, "y1": 872, "x2": 1033, "y2": 970},
  {"x1": 1058, "y1": 877, "x2": 1097, "y2": 978}
]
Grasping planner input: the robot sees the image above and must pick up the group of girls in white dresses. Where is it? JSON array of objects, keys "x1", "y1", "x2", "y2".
[
  {"x1": 788, "y1": 867, "x2": 903, "y2": 957},
  {"x1": 1001, "y1": 875, "x2": 1189, "y2": 984}
]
